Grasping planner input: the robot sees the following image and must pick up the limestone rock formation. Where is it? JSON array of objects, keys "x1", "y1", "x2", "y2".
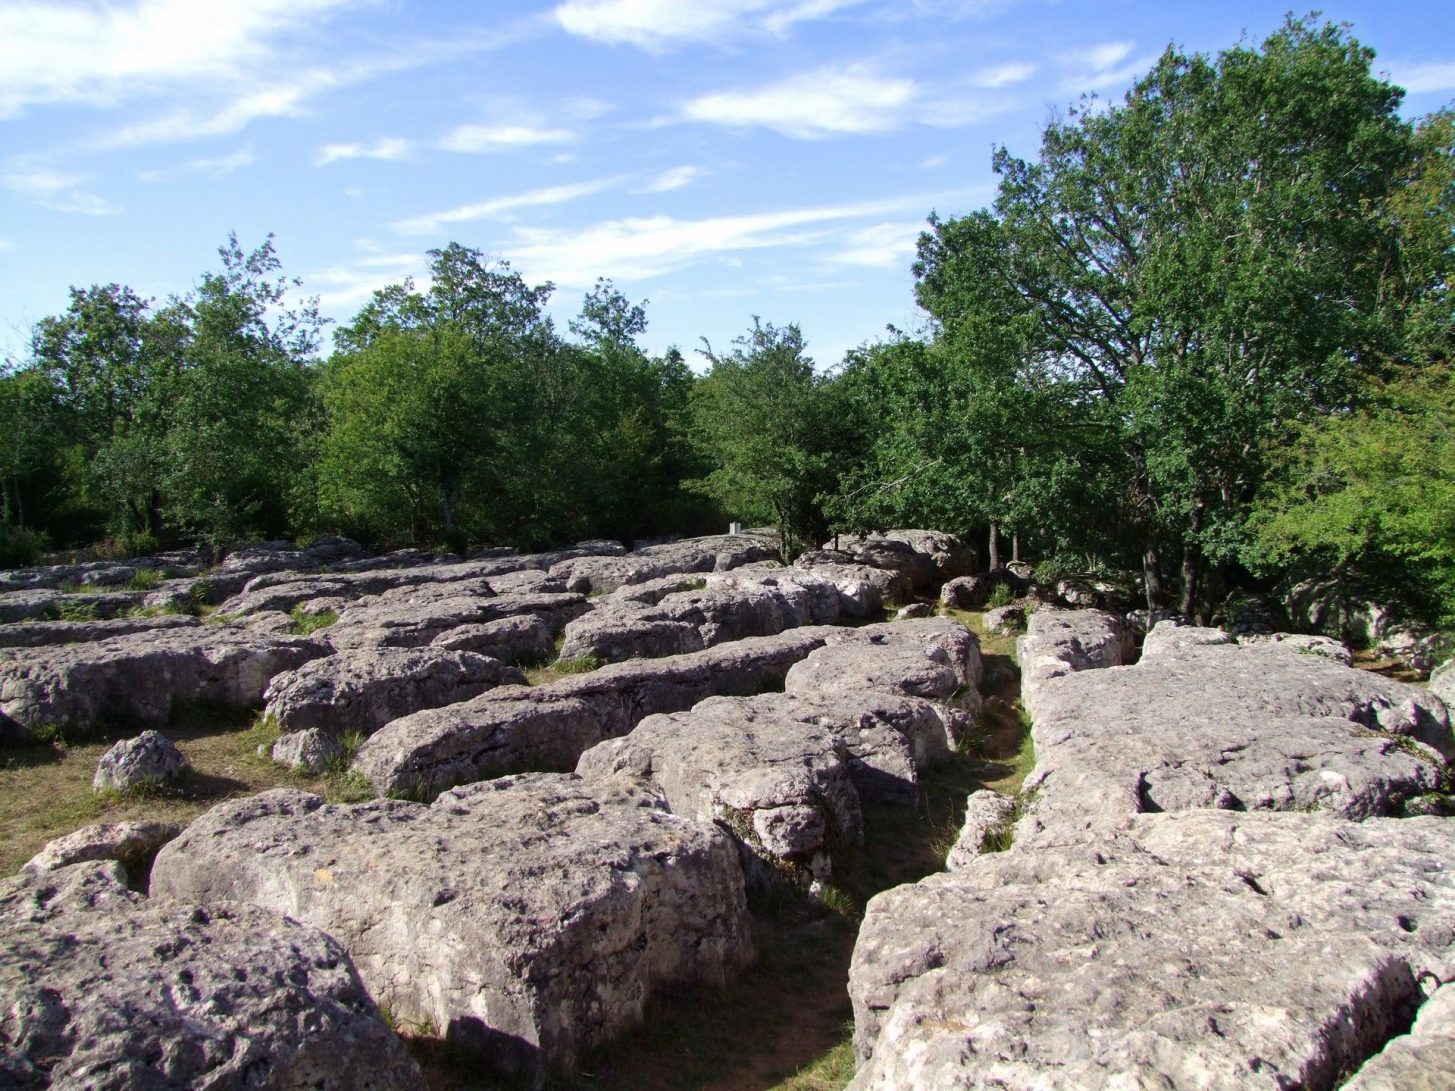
[
  {"x1": 849, "y1": 811, "x2": 1455, "y2": 1091},
  {"x1": 150, "y1": 776, "x2": 753, "y2": 1080},
  {"x1": 22, "y1": 820, "x2": 181, "y2": 879},
  {"x1": 0, "y1": 861, "x2": 420, "y2": 1090},
  {"x1": 262, "y1": 646, "x2": 525, "y2": 739},
  {"x1": 0, "y1": 627, "x2": 324, "y2": 738}
]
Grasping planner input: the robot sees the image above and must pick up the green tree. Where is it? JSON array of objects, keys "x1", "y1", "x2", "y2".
[
  {"x1": 692, "y1": 319, "x2": 835, "y2": 557},
  {"x1": 896, "y1": 17, "x2": 1416, "y2": 614}
]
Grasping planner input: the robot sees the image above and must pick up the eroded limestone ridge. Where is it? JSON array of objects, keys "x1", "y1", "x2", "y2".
[{"x1": 849, "y1": 612, "x2": 1455, "y2": 1090}]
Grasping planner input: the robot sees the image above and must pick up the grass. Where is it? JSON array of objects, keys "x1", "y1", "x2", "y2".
[
  {"x1": 525, "y1": 654, "x2": 606, "y2": 686},
  {"x1": 289, "y1": 606, "x2": 339, "y2": 636},
  {"x1": 0, "y1": 708, "x2": 376, "y2": 877},
  {"x1": 126, "y1": 567, "x2": 164, "y2": 591}
]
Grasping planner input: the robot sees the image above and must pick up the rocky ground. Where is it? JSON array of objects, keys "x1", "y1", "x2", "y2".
[{"x1": 1, "y1": 532, "x2": 1451, "y2": 1089}]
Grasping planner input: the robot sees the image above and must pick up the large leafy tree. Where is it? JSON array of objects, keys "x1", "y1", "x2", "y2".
[
  {"x1": 899, "y1": 17, "x2": 1416, "y2": 614},
  {"x1": 692, "y1": 319, "x2": 837, "y2": 556}
]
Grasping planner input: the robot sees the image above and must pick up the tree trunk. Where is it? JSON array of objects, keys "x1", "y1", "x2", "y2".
[
  {"x1": 1143, "y1": 544, "x2": 1165, "y2": 610},
  {"x1": 1011, "y1": 529, "x2": 1021, "y2": 563},
  {"x1": 1178, "y1": 502, "x2": 1206, "y2": 618},
  {"x1": 988, "y1": 521, "x2": 1001, "y2": 570}
]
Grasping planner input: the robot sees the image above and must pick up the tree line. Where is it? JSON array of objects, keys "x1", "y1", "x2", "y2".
[{"x1": 2, "y1": 18, "x2": 1451, "y2": 629}]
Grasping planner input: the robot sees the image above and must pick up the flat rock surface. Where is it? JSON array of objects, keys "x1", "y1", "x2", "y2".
[
  {"x1": 150, "y1": 775, "x2": 752, "y2": 1078},
  {"x1": 324, "y1": 591, "x2": 588, "y2": 650},
  {"x1": 549, "y1": 533, "x2": 779, "y2": 594},
  {"x1": 849, "y1": 810, "x2": 1455, "y2": 1091},
  {"x1": 262, "y1": 646, "x2": 525, "y2": 738},
  {"x1": 1016, "y1": 608, "x2": 1131, "y2": 715},
  {"x1": 0, "y1": 861, "x2": 419, "y2": 1090},
  {"x1": 352, "y1": 627, "x2": 839, "y2": 796},
  {"x1": 1022, "y1": 640, "x2": 1451, "y2": 831},
  {"x1": 0, "y1": 626, "x2": 324, "y2": 736}
]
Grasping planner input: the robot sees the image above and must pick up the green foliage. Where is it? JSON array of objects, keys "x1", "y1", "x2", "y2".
[
  {"x1": 986, "y1": 583, "x2": 1015, "y2": 609},
  {"x1": 125, "y1": 567, "x2": 163, "y2": 591},
  {"x1": 691, "y1": 319, "x2": 842, "y2": 557},
  {"x1": 289, "y1": 607, "x2": 339, "y2": 636}
]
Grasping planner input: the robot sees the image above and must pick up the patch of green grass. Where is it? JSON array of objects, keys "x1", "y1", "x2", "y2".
[
  {"x1": 289, "y1": 606, "x2": 339, "y2": 636},
  {"x1": 674, "y1": 577, "x2": 708, "y2": 593},
  {"x1": 525, "y1": 654, "x2": 605, "y2": 686},
  {"x1": 768, "y1": 1037, "x2": 857, "y2": 1091},
  {"x1": 125, "y1": 567, "x2": 164, "y2": 591},
  {"x1": 55, "y1": 599, "x2": 101, "y2": 622}
]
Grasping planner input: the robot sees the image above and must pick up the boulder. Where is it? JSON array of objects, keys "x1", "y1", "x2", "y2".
[
  {"x1": 271, "y1": 728, "x2": 344, "y2": 774},
  {"x1": 352, "y1": 627, "x2": 839, "y2": 797},
  {"x1": 0, "y1": 588, "x2": 62, "y2": 623},
  {"x1": 430, "y1": 614, "x2": 555, "y2": 663},
  {"x1": 983, "y1": 603, "x2": 1026, "y2": 634},
  {"x1": 150, "y1": 776, "x2": 753, "y2": 1080},
  {"x1": 849, "y1": 811, "x2": 1455, "y2": 1091},
  {"x1": 829, "y1": 530, "x2": 975, "y2": 591},
  {"x1": 262, "y1": 647, "x2": 525, "y2": 739},
  {"x1": 938, "y1": 574, "x2": 990, "y2": 610},
  {"x1": 216, "y1": 578, "x2": 357, "y2": 618},
  {"x1": 0, "y1": 861, "x2": 419, "y2": 1090},
  {"x1": 92, "y1": 731, "x2": 189, "y2": 793},
  {"x1": 578, "y1": 700, "x2": 863, "y2": 885},
  {"x1": 1237, "y1": 630, "x2": 1352, "y2": 665},
  {"x1": 22, "y1": 820, "x2": 181, "y2": 880},
  {"x1": 795, "y1": 558, "x2": 906, "y2": 616},
  {"x1": 557, "y1": 612, "x2": 705, "y2": 663},
  {"x1": 894, "y1": 602, "x2": 933, "y2": 621},
  {"x1": 0, "y1": 627, "x2": 325, "y2": 738},
  {"x1": 1140, "y1": 619, "x2": 1235, "y2": 659},
  {"x1": 1021, "y1": 639, "x2": 1451, "y2": 833}
]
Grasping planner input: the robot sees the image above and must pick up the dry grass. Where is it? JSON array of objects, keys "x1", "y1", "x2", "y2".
[{"x1": 0, "y1": 709, "x2": 363, "y2": 876}]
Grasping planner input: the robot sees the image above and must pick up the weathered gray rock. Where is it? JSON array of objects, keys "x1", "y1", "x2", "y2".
[
  {"x1": 0, "y1": 588, "x2": 62, "y2": 623},
  {"x1": 1432, "y1": 658, "x2": 1455, "y2": 710},
  {"x1": 944, "y1": 790, "x2": 1018, "y2": 870},
  {"x1": 1021, "y1": 640, "x2": 1451, "y2": 832},
  {"x1": 352, "y1": 628, "x2": 839, "y2": 797},
  {"x1": 1016, "y1": 607, "x2": 1131, "y2": 716},
  {"x1": 271, "y1": 727, "x2": 344, "y2": 774},
  {"x1": 22, "y1": 820, "x2": 181, "y2": 879},
  {"x1": 983, "y1": 602, "x2": 1027, "y2": 634},
  {"x1": 0, "y1": 627, "x2": 324, "y2": 737},
  {"x1": 579, "y1": 700, "x2": 862, "y2": 885},
  {"x1": 0, "y1": 861, "x2": 419, "y2": 1090},
  {"x1": 938, "y1": 574, "x2": 990, "y2": 609},
  {"x1": 216, "y1": 577, "x2": 357, "y2": 618},
  {"x1": 263, "y1": 647, "x2": 524, "y2": 739},
  {"x1": 151, "y1": 776, "x2": 753, "y2": 1079},
  {"x1": 830, "y1": 530, "x2": 975, "y2": 592},
  {"x1": 829, "y1": 617, "x2": 984, "y2": 692},
  {"x1": 796, "y1": 558, "x2": 905, "y2": 616},
  {"x1": 849, "y1": 811, "x2": 1455, "y2": 1091},
  {"x1": 325, "y1": 591, "x2": 589, "y2": 650},
  {"x1": 549, "y1": 533, "x2": 780, "y2": 594},
  {"x1": 430, "y1": 614, "x2": 555, "y2": 663},
  {"x1": 558, "y1": 570, "x2": 838, "y2": 663},
  {"x1": 894, "y1": 602, "x2": 933, "y2": 621},
  {"x1": 0, "y1": 613, "x2": 201, "y2": 648},
  {"x1": 1237, "y1": 630, "x2": 1353, "y2": 665},
  {"x1": 1140, "y1": 619, "x2": 1236, "y2": 659},
  {"x1": 1343, "y1": 981, "x2": 1455, "y2": 1090},
  {"x1": 1378, "y1": 623, "x2": 1447, "y2": 676},
  {"x1": 92, "y1": 731, "x2": 189, "y2": 793},
  {"x1": 558, "y1": 612, "x2": 705, "y2": 663}
]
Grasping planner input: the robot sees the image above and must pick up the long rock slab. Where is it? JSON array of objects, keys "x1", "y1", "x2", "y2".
[
  {"x1": 1, "y1": 860, "x2": 420, "y2": 1090},
  {"x1": 0, "y1": 627, "x2": 325, "y2": 737},
  {"x1": 150, "y1": 775, "x2": 753, "y2": 1080}
]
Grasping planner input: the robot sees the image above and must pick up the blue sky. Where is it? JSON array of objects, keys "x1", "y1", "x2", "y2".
[{"x1": 2, "y1": 0, "x2": 1453, "y2": 370}]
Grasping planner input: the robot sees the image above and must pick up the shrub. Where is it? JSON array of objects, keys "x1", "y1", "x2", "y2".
[
  {"x1": 987, "y1": 583, "x2": 1015, "y2": 609},
  {"x1": 126, "y1": 567, "x2": 164, "y2": 591}
]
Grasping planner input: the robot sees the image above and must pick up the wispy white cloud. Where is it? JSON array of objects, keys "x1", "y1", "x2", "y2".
[
  {"x1": 0, "y1": 238, "x2": 15, "y2": 252},
  {"x1": 317, "y1": 138, "x2": 413, "y2": 166},
  {"x1": 822, "y1": 221, "x2": 921, "y2": 269},
  {"x1": 1058, "y1": 41, "x2": 1158, "y2": 94},
  {"x1": 553, "y1": 0, "x2": 869, "y2": 50},
  {"x1": 502, "y1": 195, "x2": 941, "y2": 286},
  {"x1": 0, "y1": 0, "x2": 359, "y2": 118},
  {"x1": 1080, "y1": 41, "x2": 1135, "y2": 71},
  {"x1": 921, "y1": 154, "x2": 948, "y2": 168},
  {"x1": 970, "y1": 61, "x2": 1037, "y2": 88},
  {"x1": 3, "y1": 164, "x2": 118, "y2": 215},
  {"x1": 1388, "y1": 60, "x2": 1455, "y2": 94},
  {"x1": 309, "y1": 250, "x2": 429, "y2": 310},
  {"x1": 189, "y1": 148, "x2": 256, "y2": 176},
  {"x1": 439, "y1": 124, "x2": 576, "y2": 153},
  {"x1": 683, "y1": 63, "x2": 917, "y2": 138},
  {"x1": 640, "y1": 165, "x2": 707, "y2": 193},
  {"x1": 391, "y1": 177, "x2": 624, "y2": 236}
]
